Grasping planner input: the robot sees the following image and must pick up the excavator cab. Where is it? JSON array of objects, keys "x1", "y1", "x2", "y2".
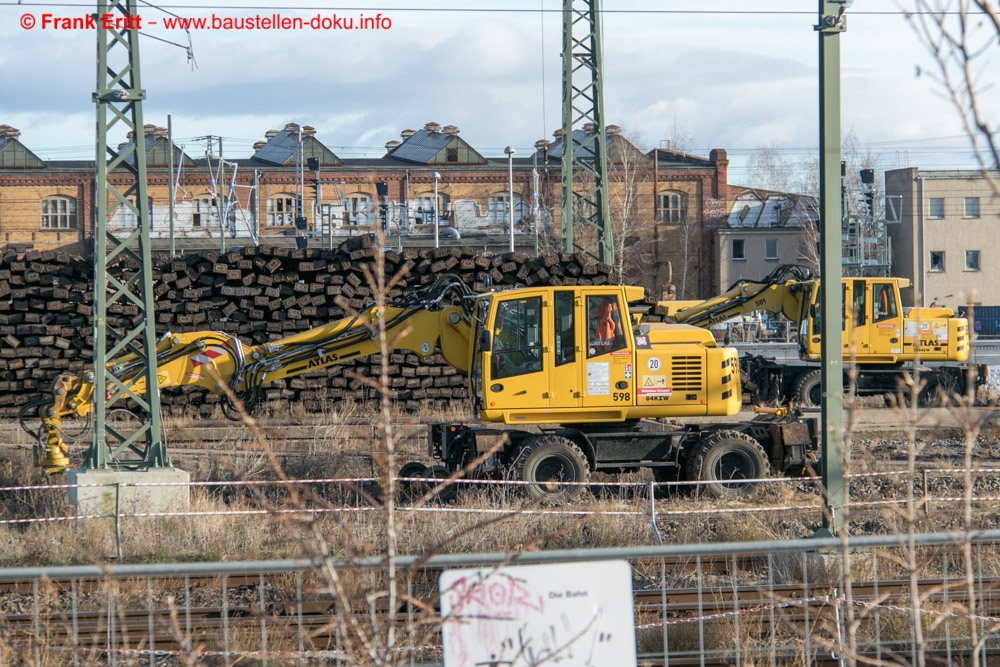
[{"x1": 474, "y1": 286, "x2": 741, "y2": 424}]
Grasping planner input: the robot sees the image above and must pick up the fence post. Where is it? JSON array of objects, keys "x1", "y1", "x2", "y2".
[
  {"x1": 115, "y1": 482, "x2": 123, "y2": 561},
  {"x1": 649, "y1": 481, "x2": 663, "y2": 545}
]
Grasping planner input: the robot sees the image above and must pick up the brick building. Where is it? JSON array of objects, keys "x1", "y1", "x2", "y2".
[{"x1": 0, "y1": 121, "x2": 733, "y2": 297}]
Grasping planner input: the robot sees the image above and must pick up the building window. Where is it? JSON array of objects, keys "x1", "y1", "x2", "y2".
[
  {"x1": 345, "y1": 193, "x2": 374, "y2": 225},
  {"x1": 660, "y1": 191, "x2": 688, "y2": 223},
  {"x1": 194, "y1": 196, "x2": 219, "y2": 227},
  {"x1": 765, "y1": 238, "x2": 778, "y2": 260},
  {"x1": 929, "y1": 251, "x2": 945, "y2": 272},
  {"x1": 487, "y1": 192, "x2": 523, "y2": 224},
  {"x1": 266, "y1": 195, "x2": 295, "y2": 226},
  {"x1": 966, "y1": 250, "x2": 981, "y2": 271},
  {"x1": 732, "y1": 239, "x2": 746, "y2": 261},
  {"x1": 964, "y1": 197, "x2": 980, "y2": 218},
  {"x1": 40, "y1": 196, "x2": 77, "y2": 229},
  {"x1": 109, "y1": 196, "x2": 152, "y2": 228},
  {"x1": 928, "y1": 197, "x2": 944, "y2": 219},
  {"x1": 413, "y1": 192, "x2": 450, "y2": 224},
  {"x1": 446, "y1": 146, "x2": 459, "y2": 163}
]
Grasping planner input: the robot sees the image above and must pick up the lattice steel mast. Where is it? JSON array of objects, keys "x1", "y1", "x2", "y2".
[
  {"x1": 88, "y1": 0, "x2": 169, "y2": 470},
  {"x1": 560, "y1": 0, "x2": 614, "y2": 266}
]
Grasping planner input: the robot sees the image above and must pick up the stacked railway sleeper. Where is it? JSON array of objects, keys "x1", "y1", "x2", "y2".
[{"x1": 0, "y1": 236, "x2": 632, "y2": 418}]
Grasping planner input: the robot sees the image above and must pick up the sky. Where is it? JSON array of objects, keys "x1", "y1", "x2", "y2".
[{"x1": 1, "y1": 1, "x2": 995, "y2": 185}]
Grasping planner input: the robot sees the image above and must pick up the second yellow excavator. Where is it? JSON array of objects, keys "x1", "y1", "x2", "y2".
[{"x1": 659, "y1": 265, "x2": 985, "y2": 407}]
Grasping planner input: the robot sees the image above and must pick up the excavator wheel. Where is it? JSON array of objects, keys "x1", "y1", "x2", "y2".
[
  {"x1": 792, "y1": 369, "x2": 823, "y2": 408},
  {"x1": 511, "y1": 435, "x2": 590, "y2": 501},
  {"x1": 917, "y1": 374, "x2": 957, "y2": 408},
  {"x1": 684, "y1": 431, "x2": 770, "y2": 500},
  {"x1": 396, "y1": 461, "x2": 427, "y2": 503},
  {"x1": 426, "y1": 465, "x2": 459, "y2": 503},
  {"x1": 885, "y1": 373, "x2": 957, "y2": 408}
]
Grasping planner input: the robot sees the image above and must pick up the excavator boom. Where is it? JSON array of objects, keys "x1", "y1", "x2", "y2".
[{"x1": 669, "y1": 265, "x2": 812, "y2": 327}]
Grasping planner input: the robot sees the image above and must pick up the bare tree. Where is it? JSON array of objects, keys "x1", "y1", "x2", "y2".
[
  {"x1": 663, "y1": 114, "x2": 695, "y2": 154},
  {"x1": 606, "y1": 130, "x2": 655, "y2": 284},
  {"x1": 905, "y1": 0, "x2": 1000, "y2": 194},
  {"x1": 745, "y1": 142, "x2": 802, "y2": 194}
]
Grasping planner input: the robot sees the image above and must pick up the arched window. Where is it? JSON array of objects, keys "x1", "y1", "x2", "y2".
[
  {"x1": 487, "y1": 192, "x2": 524, "y2": 224},
  {"x1": 344, "y1": 193, "x2": 374, "y2": 225},
  {"x1": 659, "y1": 190, "x2": 688, "y2": 223},
  {"x1": 40, "y1": 196, "x2": 77, "y2": 229},
  {"x1": 266, "y1": 194, "x2": 296, "y2": 227},
  {"x1": 413, "y1": 192, "x2": 450, "y2": 223}
]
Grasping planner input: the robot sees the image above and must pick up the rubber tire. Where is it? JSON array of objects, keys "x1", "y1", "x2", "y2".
[
  {"x1": 427, "y1": 464, "x2": 458, "y2": 503},
  {"x1": 917, "y1": 375, "x2": 956, "y2": 408},
  {"x1": 397, "y1": 461, "x2": 427, "y2": 502},
  {"x1": 512, "y1": 435, "x2": 590, "y2": 501},
  {"x1": 684, "y1": 431, "x2": 770, "y2": 500},
  {"x1": 792, "y1": 369, "x2": 823, "y2": 408}
]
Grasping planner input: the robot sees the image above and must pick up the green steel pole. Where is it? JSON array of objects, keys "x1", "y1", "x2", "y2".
[
  {"x1": 167, "y1": 114, "x2": 175, "y2": 257},
  {"x1": 89, "y1": 0, "x2": 168, "y2": 470},
  {"x1": 816, "y1": 0, "x2": 848, "y2": 536},
  {"x1": 560, "y1": 0, "x2": 613, "y2": 266}
]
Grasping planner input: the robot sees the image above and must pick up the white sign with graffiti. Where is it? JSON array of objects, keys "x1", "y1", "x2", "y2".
[{"x1": 439, "y1": 560, "x2": 636, "y2": 667}]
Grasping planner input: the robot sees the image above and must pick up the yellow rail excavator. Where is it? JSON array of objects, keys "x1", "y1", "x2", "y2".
[
  {"x1": 22, "y1": 275, "x2": 817, "y2": 499},
  {"x1": 659, "y1": 265, "x2": 986, "y2": 407}
]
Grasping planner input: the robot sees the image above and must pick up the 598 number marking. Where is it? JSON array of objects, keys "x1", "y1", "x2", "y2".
[{"x1": 613, "y1": 391, "x2": 630, "y2": 402}]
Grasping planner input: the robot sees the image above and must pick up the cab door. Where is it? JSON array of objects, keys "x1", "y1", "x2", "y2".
[
  {"x1": 869, "y1": 281, "x2": 903, "y2": 358},
  {"x1": 580, "y1": 293, "x2": 634, "y2": 410},
  {"x1": 845, "y1": 279, "x2": 871, "y2": 356},
  {"x1": 547, "y1": 290, "x2": 583, "y2": 411}
]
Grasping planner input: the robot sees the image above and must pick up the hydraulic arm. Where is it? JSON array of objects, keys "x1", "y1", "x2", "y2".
[
  {"x1": 668, "y1": 264, "x2": 813, "y2": 328},
  {"x1": 22, "y1": 275, "x2": 475, "y2": 474}
]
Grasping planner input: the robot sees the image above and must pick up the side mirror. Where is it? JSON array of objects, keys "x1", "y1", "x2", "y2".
[{"x1": 479, "y1": 329, "x2": 492, "y2": 352}]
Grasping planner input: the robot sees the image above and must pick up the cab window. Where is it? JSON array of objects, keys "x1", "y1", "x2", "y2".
[
  {"x1": 554, "y1": 291, "x2": 575, "y2": 366},
  {"x1": 851, "y1": 280, "x2": 866, "y2": 327},
  {"x1": 873, "y1": 284, "x2": 898, "y2": 323},
  {"x1": 586, "y1": 295, "x2": 627, "y2": 358},
  {"x1": 491, "y1": 297, "x2": 543, "y2": 379}
]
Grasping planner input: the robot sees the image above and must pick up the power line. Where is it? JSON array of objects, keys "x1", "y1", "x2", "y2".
[{"x1": 0, "y1": 2, "x2": 969, "y2": 15}]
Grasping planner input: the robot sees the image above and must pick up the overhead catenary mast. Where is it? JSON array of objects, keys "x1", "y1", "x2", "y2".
[{"x1": 560, "y1": 0, "x2": 614, "y2": 267}]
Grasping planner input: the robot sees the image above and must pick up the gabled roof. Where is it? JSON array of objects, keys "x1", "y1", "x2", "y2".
[
  {"x1": 648, "y1": 148, "x2": 717, "y2": 170},
  {"x1": 0, "y1": 134, "x2": 46, "y2": 168},
  {"x1": 253, "y1": 126, "x2": 343, "y2": 166},
  {"x1": 387, "y1": 129, "x2": 486, "y2": 165},
  {"x1": 122, "y1": 134, "x2": 198, "y2": 167},
  {"x1": 728, "y1": 189, "x2": 818, "y2": 229},
  {"x1": 540, "y1": 128, "x2": 651, "y2": 166},
  {"x1": 543, "y1": 129, "x2": 604, "y2": 161}
]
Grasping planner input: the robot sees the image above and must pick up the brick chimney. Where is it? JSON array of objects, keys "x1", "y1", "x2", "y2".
[
  {"x1": 400, "y1": 128, "x2": 416, "y2": 139},
  {"x1": 424, "y1": 121, "x2": 442, "y2": 133},
  {"x1": 710, "y1": 149, "x2": 729, "y2": 200}
]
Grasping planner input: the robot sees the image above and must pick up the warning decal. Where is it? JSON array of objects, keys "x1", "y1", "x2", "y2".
[{"x1": 639, "y1": 374, "x2": 672, "y2": 396}]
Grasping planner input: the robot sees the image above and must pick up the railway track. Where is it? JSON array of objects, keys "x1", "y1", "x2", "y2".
[{"x1": 2, "y1": 569, "x2": 999, "y2": 662}]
